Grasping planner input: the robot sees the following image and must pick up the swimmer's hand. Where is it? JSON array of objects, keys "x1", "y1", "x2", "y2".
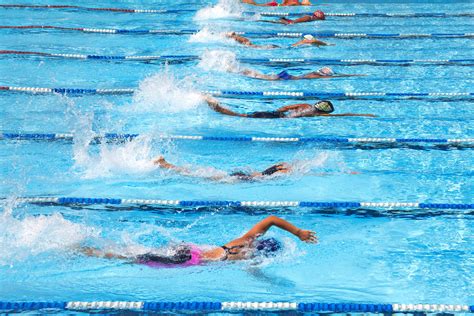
[
  {"x1": 153, "y1": 156, "x2": 166, "y2": 166},
  {"x1": 297, "y1": 229, "x2": 318, "y2": 243}
]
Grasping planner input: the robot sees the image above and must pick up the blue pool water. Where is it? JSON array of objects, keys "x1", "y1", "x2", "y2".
[{"x1": 0, "y1": 0, "x2": 473, "y2": 312}]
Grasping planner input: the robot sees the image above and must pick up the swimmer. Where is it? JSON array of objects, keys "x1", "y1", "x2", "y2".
[
  {"x1": 241, "y1": 66, "x2": 365, "y2": 80},
  {"x1": 205, "y1": 96, "x2": 377, "y2": 118},
  {"x1": 292, "y1": 34, "x2": 333, "y2": 47},
  {"x1": 79, "y1": 215, "x2": 317, "y2": 267},
  {"x1": 227, "y1": 32, "x2": 279, "y2": 49},
  {"x1": 153, "y1": 156, "x2": 291, "y2": 181},
  {"x1": 242, "y1": 0, "x2": 311, "y2": 6},
  {"x1": 227, "y1": 32, "x2": 330, "y2": 48},
  {"x1": 278, "y1": 10, "x2": 325, "y2": 24}
]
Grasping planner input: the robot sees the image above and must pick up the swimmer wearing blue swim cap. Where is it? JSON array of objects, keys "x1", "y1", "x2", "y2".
[
  {"x1": 78, "y1": 216, "x2": 317, "y2": 267},
  {"x1": 240, "y1": 66, "x2": 366, "y2": 80}
]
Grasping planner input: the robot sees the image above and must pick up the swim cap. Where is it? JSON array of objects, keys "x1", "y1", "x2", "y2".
[
  {"x1": 303, "y1": 34, "x2": 315, "y2": 41},
  {"x1": 318, "y1": 66, "x2": 334, "y2": 76},
  {"x1": 255, "y1": 237, "x2": 282, "y2": 256},
  {"x1": 314, "y1": 100, "x2": 334, "y2": 113},
  {"x1": 313, "y1": 10, "x2": 325, "y2": 20}
]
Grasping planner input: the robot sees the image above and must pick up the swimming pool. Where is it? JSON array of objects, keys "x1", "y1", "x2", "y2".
[{"x1": 0, "y1": 0, "x2": 473, "y2": 313}]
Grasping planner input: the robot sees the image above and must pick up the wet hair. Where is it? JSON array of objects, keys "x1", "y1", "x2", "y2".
[
  {"x1": 254, "y1": 238, "x2": 282, "y2": 257},
  {"x1": 314, "y1": 100, "x2": 334, "y2": 113},
  {"x1": 136, "y1": 245, "x2": 191, "y2": 265}
]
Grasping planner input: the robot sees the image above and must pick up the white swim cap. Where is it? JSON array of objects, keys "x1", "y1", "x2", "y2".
[{"x1": 304, "y1": 34, "x2": 314, "y2": 40}]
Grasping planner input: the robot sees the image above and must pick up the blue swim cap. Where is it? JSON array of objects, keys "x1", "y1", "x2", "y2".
[{"x1": 254, "y1": 237, "x2": 282, "y2": 256}]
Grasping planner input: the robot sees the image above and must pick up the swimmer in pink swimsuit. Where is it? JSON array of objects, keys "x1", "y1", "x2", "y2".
[{"x1": 78, "y1": 215, "x2": 317, "y2": 268}]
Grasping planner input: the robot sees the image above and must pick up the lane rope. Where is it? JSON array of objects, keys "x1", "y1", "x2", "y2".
[
  {"x1": 1, "y1": 50, "x2": 473, "y2": 65},
  {"x1": 0, "y1": 4, "x2": 473, "y2": 17},
  {"x1": 0, "y1": 26, "x2": 472, "y2": 39},
  {"x1": 0, "y1": 85, "x2": 472, "y2": 99},
  {"x1": 9, "y1": 196, "x2": 474, "y2": 210},
  {"x1": 0, "y1": 301, "x2": 471, "y2": 313},
  {"x1": 2, "y1": 133, "x2": 473, "y2": 146}
]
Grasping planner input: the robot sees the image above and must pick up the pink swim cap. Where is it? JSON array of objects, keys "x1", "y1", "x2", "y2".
[{"x1": 313, "y1": 10, "x2": 325, "y2": 20}]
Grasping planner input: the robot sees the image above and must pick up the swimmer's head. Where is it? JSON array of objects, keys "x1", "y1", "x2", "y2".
[
  {"x1": 318, "y1": 66, "x2": 334, "y2": 76},
  {"x1": 254, "y1": 237, "x2": 282, "y2": 257},
  {"x1": 314, "y1": 100, "x2": 334, "y2": 113},
  {"x1": 313, "y1": 10, "x2": 325, "y2": 20},
  {"x1": 303, "y1": 34, "x2": 315, "y2": 41}
]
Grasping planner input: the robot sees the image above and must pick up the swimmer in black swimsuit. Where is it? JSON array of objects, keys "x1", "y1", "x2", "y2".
[
  {"x1": 79, "y1": 215, "x2": 317, "y2": 266},
  {"x1": 205, "y1": 96, "x2": 377, "y2": 118},
  {"x1": 241, "y1": 66, "x2": 366, "y2": 81},
  {"x1": 226, "y1": 32, "x2": 331, "y2": 49},
  {"x1": 153, "y1": 156, "x2": 291, "y2": 181}
]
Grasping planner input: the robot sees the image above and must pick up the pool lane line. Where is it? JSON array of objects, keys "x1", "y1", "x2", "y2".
[
  {"x1": 1, "y1": 50, "x2": 473, "y2": 65},
  {"x1": 0, "y1": 85, "x2": 472, "y2": 99},
  {"x1": 0, "y1": 26, "x2": 472, "y2": 39},
  {"x1": 0, "y1": 4, "x2": 473, "y2": 17},
  {"x1": 8, "y1": 197, "x2": 474, "y2": 210},
  {"x1": 0, "y1": 301, "x2": 472, "y2": 313},
  {"x1": 1, "y1": 133, "x2": 473, "y2": 146}
]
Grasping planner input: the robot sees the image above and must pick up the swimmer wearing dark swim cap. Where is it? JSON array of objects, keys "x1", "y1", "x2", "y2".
[
  {"x1": 205, "y1": 96, "x2": 377, "y2": 119},
  {"x1": 78, "y1": 216, "x2": 317, "y2": 266}
]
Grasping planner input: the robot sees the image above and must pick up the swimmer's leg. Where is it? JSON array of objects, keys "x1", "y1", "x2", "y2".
[{"x1": 77, "y1": 247, "x2": 127, "y2": 259}]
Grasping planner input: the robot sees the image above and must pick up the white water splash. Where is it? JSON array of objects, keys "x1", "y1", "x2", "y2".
[
  {"x1": 73, "y1": 135, "x2": 159, "y2": 179},
  {"x1": 291, "y1": 152, "x2": 330, "y2": 174},
  {"x1": 0, "y1": 210, "x2": 99, "y2": 265},
  {"x1": 198, "y1": 50, "x2": 241, "y2": 73},
  {"x1": 188, "y1": 27, "x2": 234, "y2": 44},
  {"x1": 194, "y1": 0, "x2": 244, "y2": 20},
  {"x1": 131, "y1": 70, "x2": 203, "y2": 113}
]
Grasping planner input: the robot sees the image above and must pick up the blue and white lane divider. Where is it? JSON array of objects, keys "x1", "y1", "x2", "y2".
[
  {"x1": 2, "y1": 4, "x2": 474, "y2": 18},
  {"x1": 2, "y1": 50, "x2": 473, "y2": 65},
  {"x1": 0, "y1": 301, "x2": 472, "y2": 313},
  {"x1": 1, "y1": 5, "x2": 472, "y2": 18},
  {"x1": 2, "y1": 133, "x2": 473, "y2": 145},
  {"x1": 1, "y1": 26, "x2": 473, "y2": 39},
  {"x1": 11, "y1": 197, "x2": 474, "y2": 209},
  {"x1": 1, "y1": 86, "x2": 472, "y2": 99}
]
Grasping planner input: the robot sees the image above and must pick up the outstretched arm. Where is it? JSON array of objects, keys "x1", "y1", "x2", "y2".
[
  {"x1": 242, "y1": 215, "x2": 317, "y2": 242},
  {"x1": 241, "y1": 69, "x2": 277, "y2": 80},
  {"x1": 322, "y1": 113, "x2": 377, "y2": 117},
  {"x1": 78, "y1": 247, "x2": 128, "y2": 260},
  {"x1": 275, "y1": 103, "x2": 311, "y2": 112},
  {"x1": 204, "y1": 96, "x2": 247, "y2": 117},
  {"x1": 292, "y1": 39, "x2": 333, "y2": 47}
]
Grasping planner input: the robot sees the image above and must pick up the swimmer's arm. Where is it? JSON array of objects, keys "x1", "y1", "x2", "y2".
[
  {"x1": 320, "y1": 113, "x2": 377, "y2": 117},
  {"x1": 78, "y1": 247, "x2": 128, "y2": 260},
  {"x1": 291, "y1": 39, "x2": 306, "y2": 47},
  {"x1": 333, "y1": 74, "x2": 368, "y2": 77},
  {"x1": 204, "y1": 95, "x2": 246, "y2": 117},
  {"x1": 275, "y1": 103, "x2": 311, "y2": 112},
  {"x1": 242, "y1": 215, "x2": 317, "y2": 242},
  {"x1": 153, "y1": 156, "x2": 191, "y2": 174},
  {"x1": 241, "y1": 69, "x2": 277, "y2": 80},
  {"x1": 291, "y1": 15, "x2": 314, "y2": 23}
]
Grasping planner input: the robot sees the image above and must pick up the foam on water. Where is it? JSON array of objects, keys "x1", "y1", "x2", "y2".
[
  {"x1": 188, "y1": 27, "x2": 235, "y2": 44},
  {"x1": 194, "y1": 0, "x2": 244, "y2": 21},
  {"x1": 131, "y1": 70, "x2": 203, "y2": 113},
  {"x1": 0, "y1": 207, "x2": 99, "y2": 265},
  {"x1": 73, "y1": 135, "x2": 159, "y2": 179},
  {"x1": 198, "y1": 50, "x2": 242, "y2": 73}
]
